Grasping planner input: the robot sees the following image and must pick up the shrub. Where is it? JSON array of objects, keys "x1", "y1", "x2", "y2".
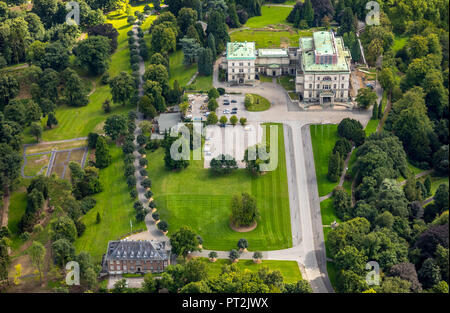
[
  {"x1": 229, "y1": 249, "x2": 239, "y2": 261},
  {"x1": 217, "y1": 87, "x2": 225, "y2": 95},
  {"x1": 231, "y1": 193, "x2": 259, "y2": 227},
  {"x1": 127, "y1": 175, "x2": 137, "y2": 188},
  {"x1": 130, "y1": 188, "x2": 138, "y2": 199},
  {"x1": 131, "y1": 63, "x2": 140, "y2": 72},
  {"x1": 208, "y1": 88, "x2": 219, "y2": 99},
  {"x1": 141, "y1": 178, "x2": 151, "y2": 188},
  {"x1": 244, "y1": 94, "x2": 253, "y2": 109},
  {"x1": 124, "y1": 154, "x2": 135, "y2": 165},
  {"x1": 140, "y1": 169, "x2": 148, "y2": 177},
  {"x1": 157, "y1": 221, "x2": 168, "y2": 232},
  {"x1": 145, "y1": 190, "x2": 153, "y2": 199},
  {"x1": 139, "y1": 158, "x2": 148, "y2": 167}
]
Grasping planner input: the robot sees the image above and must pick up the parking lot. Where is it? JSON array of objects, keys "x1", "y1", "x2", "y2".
[
  {"x1": 185, "y1": 93, "x2": 263, "y2": 168},
  {"x1": 187, "y1": 93, "x2": 249, "y2": 122},
  {"x1": 216, "y1": 94, "x2": 247, "y2": 120},
  {"x1": 203, "y1": 123, "x2": 263, "y2": 168}
]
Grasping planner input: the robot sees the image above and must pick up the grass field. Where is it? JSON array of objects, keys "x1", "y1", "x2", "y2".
[
  {"x1": 320, "y1": 198, "x2": 341, "y2": 226},
  {"x1": 168, "y1": 50, "x2": 198, "y2": 87},
  {"x1": 40, "y1": 3, "x2": 155, "y2": 141},
  {"x1": 230, "y1": 30, "x2": 305, "y2": 49},
  {"x1": 259, "y1": 75, "x2": 274, "y2": 82},
  {"x1": 430, "y1": 176, "x2": 449, "y2": 195},
  {"x1": 310, "y1": 124, "x2": 339, "y2": 197},
  {"x1": 147, "y1": 123, "x2": 292, "y2": 251},
  {"x1": 244, "y1": 6, "x2": 293, "y2": 28},
  {"x1": 277, "y1": 76, "x2": 295, "y2": 91},
  {"x1": 74, "y1": 144, "x2": 146, "y2": 262},
  {"x1": 246, "y1": 94, "x2": 271, "y2": 111},
  {"x1": 7, "y1": 186, "x2": 28, "y2": 250},
  {"x1": 364, "y1": 119, "x2": 379, "y2": 136},
  {"x1": 288, "y1": 92, "x2": 299, "y2": 100},
  {"x1": 197, "y1": 258, "x2": 302, "y2": 283},
  {"x1": 189, "y1": 74, "x2": 213, "y2": 91},
  {"x1": 326, "y1": 261, "x2": 338, "y2": 291}
]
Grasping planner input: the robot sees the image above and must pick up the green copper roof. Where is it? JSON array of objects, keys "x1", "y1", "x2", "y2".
[
  {"x1": 313, "y1": 31, "x2": 335, "y2": 55},
  {"x1": 301, "y1": 32, "x2": 351, "y2": 73},
  {"x1": 227, "y1": 41, "x2": 256, "y2": 60}
]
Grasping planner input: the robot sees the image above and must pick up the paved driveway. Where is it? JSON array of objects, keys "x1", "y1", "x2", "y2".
[{"x1": 192, "y1": 60, "x2": 374, "y2": 293}]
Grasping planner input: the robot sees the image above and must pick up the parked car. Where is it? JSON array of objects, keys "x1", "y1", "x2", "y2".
[
  {"x1": 223, "y1": 109, "x2": 230, "y2": 114},
  {"x1": 231, "y1": 99, "x2": 237, "y2": 103}
]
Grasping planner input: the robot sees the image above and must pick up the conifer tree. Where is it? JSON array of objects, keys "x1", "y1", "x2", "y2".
[{"x1": 95, "y1": 136, "x2": 111, "y2": 169}]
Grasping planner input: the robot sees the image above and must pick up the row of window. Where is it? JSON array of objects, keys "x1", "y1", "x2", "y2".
[
  {"x1": 305, "y1": 91, "x2": 345, "y2": 98},
  {"x1": 308, "y1": 84, "x2": 346, "y2": 89},
  {"x1": 110, "y1": 265, "x2": 161, "y2": 271},
  {"x1": 308, "y1": 76, "x2": 346, "y2": 81},
  {"x1": 231, "y1": 75, "x2": 252, "y2": 80},
  {"x1": 231, "y1": 68, "x2": 251, "y2": 73},
  {"x1": 111, "y1": 260, "x2": 162, "y2": 265},
  {"x1": 231, "y1": 62, "x2": 252, "y2": 66}
]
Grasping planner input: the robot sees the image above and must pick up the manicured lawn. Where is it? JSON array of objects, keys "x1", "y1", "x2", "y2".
[
  {"x1": 169, "y1": 50, "x2": 197, "y2": 87},
  {"x1": 230, "y1": 30, "x2": 305, "y2": 49},
  {"x1": 364, "y1": 119, "x2": 379, "y2": 136},
  {"x1": 310, "y1": 124, "x2": 339, "y2": 197},
  {"x1": 74, "y1": 144, "x2": 146, "y2": 263},
  {"x1": 288, "y1": 92, "x2": 299, "y2": 100},
  {"x1": 246, "y1": 94, "x2": 271, "y2": 111},
  {"x1": 244, "y1": 6, "x2": 293, "y2": 28},
  {"x1": 259, "y1": 75, "x2": 274, "y2": 82},
  {"x1": 197, "y1": 258, "x2": 302, "y2": 283},
  {"x1": 430, "y1": 176, "x2": 449, "y2": 195},
  {"x1": 7, "y1": 186, "x2": 28, "y2": 250},
  {"x1": 40, "y1": 4, "x2": 155, "y2": 141},
  {"x1": 320, "y1": 198, "x2": 341, "y2": 226},
  {"x1": 191, "y1": 74, "x2": 213, "y2": 91},
  {"x1": 326, "y1": 261, "x2": 338, "y2": 291},
  {"x1": 277, "y1": 76, "x2": 295, "y2": 90},
  {"x1": 381, "y1": 90, "x2": 388, "y2": 112},
  {"x1": 147, "y1": 124, "x2": 292, "y2": 251}
]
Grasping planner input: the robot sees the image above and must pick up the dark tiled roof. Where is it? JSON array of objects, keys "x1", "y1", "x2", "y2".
[{"x1": 106, "y1": 240, "x2": 168, "y2": 261}]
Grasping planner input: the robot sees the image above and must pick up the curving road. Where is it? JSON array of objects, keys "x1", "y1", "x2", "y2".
[{"x1": 191, "y1": 61, "x2": 372, "y2": 292}]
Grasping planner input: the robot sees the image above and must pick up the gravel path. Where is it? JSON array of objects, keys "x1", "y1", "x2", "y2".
[{"x1": 129, "y1": 20, "x2": 168, "y2": 243}]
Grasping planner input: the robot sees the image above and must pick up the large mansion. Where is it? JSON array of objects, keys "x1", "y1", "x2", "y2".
[
  {"x1": 223, "y1": 31, "x2": 352, "y2": 105},
  {"x1": 103, "y1": 240, "x2": 170, "y2": 275}
]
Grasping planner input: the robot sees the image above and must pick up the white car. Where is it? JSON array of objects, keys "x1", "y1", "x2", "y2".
[{"x1": 223, "y1": 109, "x2": 230, "y2": 114}]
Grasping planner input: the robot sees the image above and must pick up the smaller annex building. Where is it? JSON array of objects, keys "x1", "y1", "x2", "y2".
[
  {"x1": 226, "y1": 41, "x2": 257, "y2": 84},
  {"x1": 104, "y1": 240, "x2": 170, "y2": 275}
]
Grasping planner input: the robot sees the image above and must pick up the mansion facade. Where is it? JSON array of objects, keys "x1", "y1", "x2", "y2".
[
  {"x1": 223, "y1": 31, "x2": 352, "y2": 105},
  {"x1": 103, "y1": 240, "x2": 170, "y2": 275}
]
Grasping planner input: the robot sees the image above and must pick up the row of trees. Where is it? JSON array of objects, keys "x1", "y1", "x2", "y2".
[{"x1": 111, "y1": 258, "x2": 311, "y2": 293}]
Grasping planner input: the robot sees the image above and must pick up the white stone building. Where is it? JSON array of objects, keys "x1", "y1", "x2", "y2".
[{"x1": 224, "y1": 31, "x2": 352, "y2": 105}]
